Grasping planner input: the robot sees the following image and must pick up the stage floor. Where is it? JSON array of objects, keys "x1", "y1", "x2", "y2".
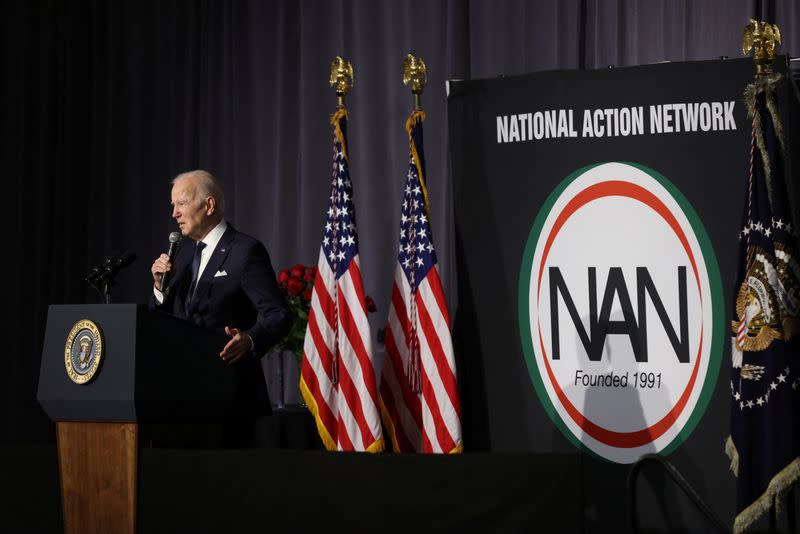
[{"x1": 1, "y1": 444, "x2": 582, "y2": 533}]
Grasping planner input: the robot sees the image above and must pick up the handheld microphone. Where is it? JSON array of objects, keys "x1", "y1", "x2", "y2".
[{"x1": 160, "y1": 232, "x2": 181, "y2": 290}]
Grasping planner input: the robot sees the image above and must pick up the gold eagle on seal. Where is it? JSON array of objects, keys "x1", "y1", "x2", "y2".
[{"x1": 732, "y1": 244, "x2": 799, "y2": 355}]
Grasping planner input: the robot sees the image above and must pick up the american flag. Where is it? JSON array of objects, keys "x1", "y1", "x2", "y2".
[
  {"x1": 300, "y1": 109, "x2": 384, "y2": 452},
  {"x1": 379, "y1": 111, "x2": 463, "y2": 453}
]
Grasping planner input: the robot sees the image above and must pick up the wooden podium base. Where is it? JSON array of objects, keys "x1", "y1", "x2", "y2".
[{"x1": 56, "y1": 422, "x2": 138, "y2": 534}]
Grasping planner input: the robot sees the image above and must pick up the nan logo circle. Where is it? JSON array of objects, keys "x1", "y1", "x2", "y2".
[{"x1": 518, "y1": 162, "x2": 724, "y2": 463}]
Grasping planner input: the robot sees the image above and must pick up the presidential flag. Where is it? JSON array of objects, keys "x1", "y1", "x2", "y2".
[
  {"x1": 379, "y1": 111, "x2": 463, "y2": 453},
  {"x1": 727, "y1": 72, "x2": 800, "y2": 533},
  {"x1": 300, "y1": 108, "x2": 384, "y2": 452}
]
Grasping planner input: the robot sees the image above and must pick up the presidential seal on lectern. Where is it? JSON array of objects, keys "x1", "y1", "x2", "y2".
[{"x1": 64, "y1": 319, "x2": 104, "y2": 384}]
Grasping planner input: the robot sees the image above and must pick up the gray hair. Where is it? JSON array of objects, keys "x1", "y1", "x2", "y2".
[{"x1": 172, "y1": 169, "x2": 225, "y2": 215}]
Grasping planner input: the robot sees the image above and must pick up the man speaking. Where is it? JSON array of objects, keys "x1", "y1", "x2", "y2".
[{"x1": 150, "y1": 169, "x2": 291, "y2": 446}]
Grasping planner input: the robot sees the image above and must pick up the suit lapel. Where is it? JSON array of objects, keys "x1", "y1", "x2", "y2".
[{"x1": 190, "y1": 226, "x2": 235, "y2": 308}]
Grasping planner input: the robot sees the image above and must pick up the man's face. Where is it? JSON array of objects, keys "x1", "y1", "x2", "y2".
[{"x1": 171, "y1": 178, "x2": 210, "y2": 240}]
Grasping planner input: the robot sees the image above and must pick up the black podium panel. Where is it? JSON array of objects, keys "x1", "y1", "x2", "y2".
[
  {"x1": 38, "y1": 304, "x2": 236, "y2": 422},
  {"x1": 39, "y1": 304, "x2": 138, "y2": 421}
]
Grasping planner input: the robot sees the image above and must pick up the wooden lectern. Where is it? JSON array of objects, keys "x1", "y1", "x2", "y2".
[{"x1": 38, "y1": 304, "x2": 240, "y2": 534}]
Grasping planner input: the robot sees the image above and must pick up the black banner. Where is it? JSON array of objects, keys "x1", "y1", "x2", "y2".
[{"x1": 448, "y1": 57, "x2": 793, "y2": 530}]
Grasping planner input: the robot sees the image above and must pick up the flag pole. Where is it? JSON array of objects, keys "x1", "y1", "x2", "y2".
[
  {"x1": 327, "y1": 56, "x2": 354, "y2": 385},
  {"x1": 741, "y1": 19, "x2": 783, "y2": 245},
  {"x1": 378, "y1": 53, "x2": 464, "y2": 452},
  {"x1": 401, "y1": 54, "x2": 429, "y2": 393},
  {"x1": 402, "y1": 53, "x2": 431, "y2": 218},
  {"x1": 738, "y1": 19, "x2": 782, "y2": 271},
  {"x1": 301, "y1": 56, "x2": 384, "y2": 451},
  {"x1": 728, "y1": 19, "x2": 800, "y2": 534}
]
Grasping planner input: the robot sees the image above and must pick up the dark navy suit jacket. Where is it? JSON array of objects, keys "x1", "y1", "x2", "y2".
[{"x1": 150, "y1": 223, "x2": 291, "y2": 417}]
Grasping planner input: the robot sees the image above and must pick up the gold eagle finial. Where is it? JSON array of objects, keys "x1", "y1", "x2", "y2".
[
  {"x1": 403, "y1": 54, "x2": 427, "y2": 110},
  {"x1": 329, "y1": 56, "x2": 354, "y2": 105},
  {"x1": 403, "y1": 54, "x2": 427, "y2": 95},
  {"x1": 743, "y1": 19, "x2": 782, "y2": 75}
]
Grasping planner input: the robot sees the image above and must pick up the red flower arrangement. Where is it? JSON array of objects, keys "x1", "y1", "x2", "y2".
[{"x1": 274, "y1": 263, "x2": 377, "y2": 366}]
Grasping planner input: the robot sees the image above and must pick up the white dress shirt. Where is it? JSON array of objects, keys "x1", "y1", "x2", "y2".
[{"x1": 154, "y1": 219, "x2": 228, "y2": 304}]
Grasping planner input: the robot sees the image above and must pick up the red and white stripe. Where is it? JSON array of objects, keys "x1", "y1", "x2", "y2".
[
  {"x1": 737, "y1": 318, "x2": 747, "y2": 349},
  {"x1": 300, "y1": 249, "x2": 384, "y2": 452},
  {"x1": 380, "y1": 264, "x2": 463, "y2": 453}
]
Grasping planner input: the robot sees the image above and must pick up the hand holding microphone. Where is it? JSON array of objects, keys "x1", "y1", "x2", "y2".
[{"x1": 152, "y1": 232, "x2": 181, "y2": 291}]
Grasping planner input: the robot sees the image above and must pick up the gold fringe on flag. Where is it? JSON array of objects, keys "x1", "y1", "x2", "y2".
[
  {"x1": 406, "y1": 111, "x2": 431, "y2": 216},
  {"x1": 727, "y1": 434, "x2": 800, "y2": 534},
  {"x1": 299, "y1": 377, "x2": 337, "y2": 451},
  {"x1": 331, "y1": 108, "x2": 349, "y2": 162}
]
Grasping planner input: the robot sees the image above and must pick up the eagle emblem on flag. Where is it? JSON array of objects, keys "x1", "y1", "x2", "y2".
[{"x1": 731, "y1": 241, "x2": 799, "y2": 356}]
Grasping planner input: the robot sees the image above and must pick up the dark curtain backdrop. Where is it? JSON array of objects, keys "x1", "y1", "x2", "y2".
[{"x1": 4, "y1": 0, "x2": 798, "y2": 444}]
